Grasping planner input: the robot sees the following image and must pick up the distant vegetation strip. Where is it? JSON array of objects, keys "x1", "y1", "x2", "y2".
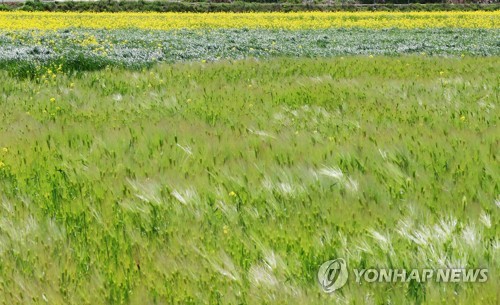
[
  {"x1": 1, "y1": 1, "x2": 499, "y2": 13},
  {"x1": 0, "y1": 11, "x2": 498, "y2": 30},
  {"x1": 1, "y1": 28, "x2": 498, "y2": 78}
]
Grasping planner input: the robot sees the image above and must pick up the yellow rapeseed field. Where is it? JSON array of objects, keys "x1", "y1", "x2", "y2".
[{"x1": 0, "y1": 11, "x2": 498, "y2": 30}]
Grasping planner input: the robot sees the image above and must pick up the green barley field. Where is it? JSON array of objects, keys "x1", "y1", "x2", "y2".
[{"x1": 0, "y1": 56, "x2": 498, "y2": 304}]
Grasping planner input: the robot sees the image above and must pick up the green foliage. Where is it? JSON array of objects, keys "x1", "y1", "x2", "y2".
[
  {"x1": 4, "y1": 1, "x2": 497, "y2": 13},
  {"x1": 21, "y1": 0, "x2": 54, "y2": 11},
  {"x1": 0, "y1": 57, "x2": 498, "y2": 304},
  {"x1": 0, "y1": 28, "x2": 498, "y2": 78}
]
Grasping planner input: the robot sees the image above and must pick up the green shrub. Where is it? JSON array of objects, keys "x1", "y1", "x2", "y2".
[{"x1": 13, "y1": 1, "x2": 499, "y2": 13}]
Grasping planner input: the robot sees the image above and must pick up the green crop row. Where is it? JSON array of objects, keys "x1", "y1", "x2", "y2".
[{"x1": 1, "y1": 28, "x2": 499, "y2": 78}]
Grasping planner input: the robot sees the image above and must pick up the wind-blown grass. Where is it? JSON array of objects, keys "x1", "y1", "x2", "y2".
[{"x1": 0, "y1": 57, "x2": 498, "y2": 304}]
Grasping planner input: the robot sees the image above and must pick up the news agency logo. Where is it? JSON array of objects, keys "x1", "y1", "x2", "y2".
[
  {"x1": 317, "y1": 258, "x2": 349, "y2": 293},
  {"x1": 318, "y1": 258, "x2": 489, "y2": 293}
]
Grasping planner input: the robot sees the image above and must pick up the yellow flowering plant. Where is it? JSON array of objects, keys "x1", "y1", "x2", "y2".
[{"x1": 0, "y1": 11, "x2": 497, "y2": 30}]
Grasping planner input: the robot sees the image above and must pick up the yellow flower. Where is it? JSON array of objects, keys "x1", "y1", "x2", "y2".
[
  {"x1": 460, "y1": 116, "x2": 466, "y2": 121},
  {"x1": 0, "y1": 11, "x2": 498, "y2": 31},
  {"x1": 223, "y1": 225, "x2": 229, "y2": 234},
  {"x1": 1, "y1": 147, "x2": 7, "y2": 153},
  {"x1": 50, "y1": 97, "x2": 56, "y2": 103},
  {"x1": 229, "y1": 191, "x2": 236, "y2": 197},
  {"x1": 0, "y1": 161, "x2": 4, "y2": 168},
  {"x1": 70, "y1": 82, "x2": 75, "y2": 88},
  {"x1": 439, "y1": 71, "x2": 445, "y2": 76}
]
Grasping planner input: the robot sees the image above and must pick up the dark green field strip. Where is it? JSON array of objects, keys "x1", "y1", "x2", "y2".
[
  {"x1": 0, "y1": 28, "x2": 498, "y2": 77},
  {"x1": 3, "y1": 1, "x2": 500, "y2": 13}
]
